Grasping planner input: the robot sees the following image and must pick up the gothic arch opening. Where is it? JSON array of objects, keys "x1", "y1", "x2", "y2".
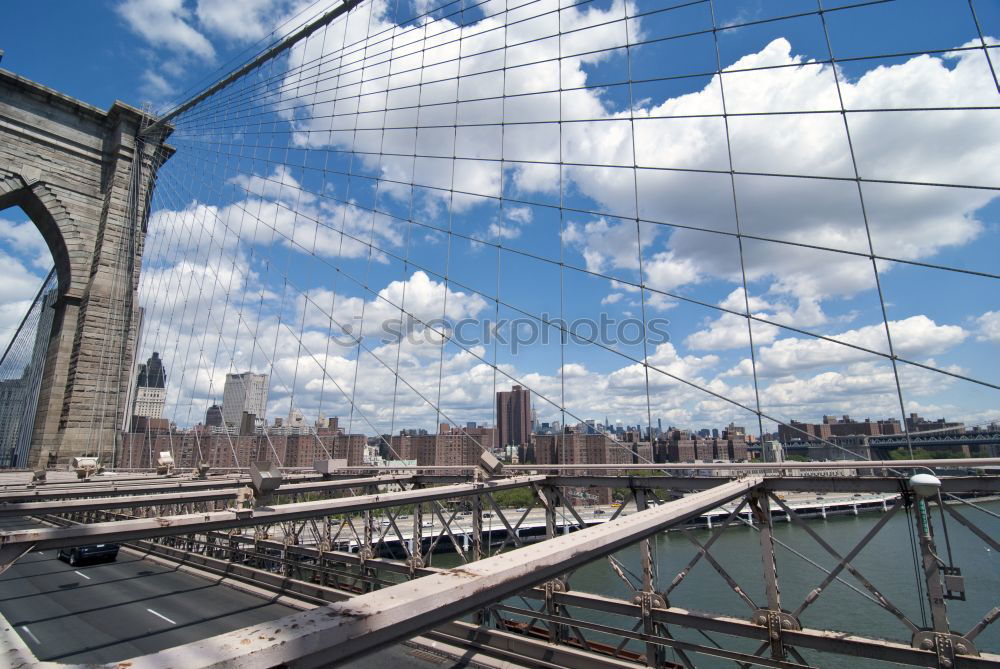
[
  {"x1": 0, "y1": 205, "x2": 58, "y2": 468},
  {"x1": 0, "y1": 183, "x2": 72, "y2": 300}
]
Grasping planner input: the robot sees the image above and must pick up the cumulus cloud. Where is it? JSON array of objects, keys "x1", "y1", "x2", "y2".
[
  {"x1": 974, "y1": 311, "x2": 1000, "y2": 344},
  {"x1": 0, "y1": 217, "x2": 52, "y2": 271},
  {"x1": 0, "y1": 219, "x2": 51, "y2": 353},
  {"x1": 149, "y1": 165, "x2": 405, "y2": 265},
  {"x1": 139, "y1": 70, "x2": 176, "y2": 101},
  {"x1": 132, "y1": 1, "x2": 999, "y2": 432},
  {"x1": 195, "y1": 0, "x2": 293, "y2": 42},
  {"x1": 117, "y1": 0, "x2": 216, "y2": 59},
  {"x1": 0, "y1": 253, "x2": 51, "y2": 355},
  {"x1": 723, "y1": 315, "x2": 967, "y2": 378},
  {"x1": 274, "y1": 4, "x2": 997, "y2": 329}
]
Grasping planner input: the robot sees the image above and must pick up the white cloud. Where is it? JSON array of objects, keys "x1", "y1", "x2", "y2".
[
  {"x1": 117, "y1": 0, "x2": 216, "y2": 59},
  {"x1": 0, "y1": 252, "x2": 51, "y2": 354},
  {"x1": 195, "y1": 0, "x2": 293, "y2": 42},
  {"x1": 601, "y1": 293, "x2": 624, "y2": 305},
  {"x1": 134, "y1": 4, "x2": 1000, "y2": 434},
  {"x1": 685, "y1": 288, "x2": 826, "y2": 351},
  {"x1": 723, "y1": 315, "x2": 967, "y2": 377},
  {"x1": 0, "y1": 217, "x2": 51, "y2": 271},
  {"x1": 973, "y1": 311, "x2": 1000, "y2": 344},
  {"x1": 487, "y1": 206, "x2": 533, "y2": 240},
  {"x1": 139, "y1": 69, "x2": 176, "y2": 100},
  {"x1": 150, "y1": 166, "x2": 405, "y2": 264},
  {"x1": 277, "y1": 12, "x2": 998, "y2": 332}
]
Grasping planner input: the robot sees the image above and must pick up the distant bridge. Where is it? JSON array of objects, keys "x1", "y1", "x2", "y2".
[{"x1": 867, "y1": 433, "x2": 1000, "y2": 451}]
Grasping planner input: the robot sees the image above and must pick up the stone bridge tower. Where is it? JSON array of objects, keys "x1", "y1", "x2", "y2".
[{"x1": 0, "y1": 68, "x2": 173, "y2": 467}]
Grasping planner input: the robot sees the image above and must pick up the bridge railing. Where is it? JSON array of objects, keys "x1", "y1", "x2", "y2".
[{"x1": 1, "y1": 462, "x2": 999, "y2": 668}]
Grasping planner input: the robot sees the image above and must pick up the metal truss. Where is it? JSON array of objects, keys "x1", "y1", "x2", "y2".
[{"x1": 2, "y1": 466, "x2": 1000, "y2": 668}]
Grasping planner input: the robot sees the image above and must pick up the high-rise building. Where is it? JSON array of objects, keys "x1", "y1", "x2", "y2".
[
  {"x1": 139, "y1": 351, "x2": 166, "y2": 388},
  {"x1": 205, "y1": 404, "x2": 223, "y2": 427},
  {"x1": 222, "y1": 372, "x2": 269, "y2": 428},
  {"x1": 133, "y1": 352, "x2": 167, "y2": 421},
  {"x1": 496, "y1": 384, "x2": 531, "y2": 447}
]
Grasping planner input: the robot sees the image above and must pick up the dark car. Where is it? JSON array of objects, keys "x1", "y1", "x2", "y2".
[{"x1": 57, "y1": 544, "x2": 119, "y2": 566}]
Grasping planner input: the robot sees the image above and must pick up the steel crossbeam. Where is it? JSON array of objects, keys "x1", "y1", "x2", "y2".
[
  {"x1": 4, "y1": 472, "x2": 999, "y2": 669},
  {"x1": 0, "y1": 488, "x2": 242, "y2": 517},
  {"x1": 77, "y1": 477, "x2": 761, "y2": 668},
  {"x1": 0, "y1": 476, "x2": 547, "y2": 562},
  {"x1": 0, "y1": 472, "x2": 451, "y2": 503},
  {"x1": 0, "y1": 474, "x2": 445, "y2": 517},
  {"x1": 2, "y1": 468, "x2": 996, "y2": 506}
]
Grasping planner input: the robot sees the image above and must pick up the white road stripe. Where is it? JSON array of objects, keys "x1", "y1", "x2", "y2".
[
  {"x1": 74, "y1": 570, "x2": 91, "y2": 580},
  {"x1": 20, "y1": 626, "x2": 40, "y2": 644},
  {"x1": 146, "y1": 608, "x2": 176, "y2": 625}
]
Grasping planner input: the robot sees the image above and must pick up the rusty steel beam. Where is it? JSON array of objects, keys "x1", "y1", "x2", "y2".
[
  {"x1": 89, "y1": 477, "x2": 760, "y2": 669},
  {"x1": 0, "y1": 473, "x2": 460, "y2": 506},
  {"x1": 508, "y1": 592, "x2": 1000, "y2": 668},
  {"x1": 0, "y1": 487, "x2": 241, "y2": 517},
  {"x1": 0, "y1": 474, "x2": 430, "y2": 517},
  {"x1": 132, "y1": 529, "x2": 1000, "y2": 669},
  {"x1": 505, "y1": 458, "x2": 1000, "y2": 471},
  {"x1": 0, "y1": 476, "x2": 548, "y2": 560},
  {"x1": 0, "y1": 475, "x2": 280, "y2": 502},
  {"x1": 553, "y1": 475, "x2": 1000, "y2": 494}
]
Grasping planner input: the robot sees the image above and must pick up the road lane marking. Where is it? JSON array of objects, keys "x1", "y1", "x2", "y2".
[
  {"x1": 20, "y1": 626, "x2": 40, "y2": 644},
  {"x1": 74, "y1": 570, "x2": 91, "y2": 580},
  {"x1": 147, "y1": 608, "x2": 176, "y2": 625}
]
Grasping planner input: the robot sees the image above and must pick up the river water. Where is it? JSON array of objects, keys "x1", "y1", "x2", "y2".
[{"x1": 438, "y1": 499, "x2": 1000, "y2": 668}]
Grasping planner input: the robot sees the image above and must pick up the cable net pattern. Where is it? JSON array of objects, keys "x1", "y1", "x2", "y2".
[
  {"x1": 135, "y1": 0, "x2": 1000, "y2": 468},
  {"x1": 0, "y1": 270, "x2": 57, "y2": 468}
]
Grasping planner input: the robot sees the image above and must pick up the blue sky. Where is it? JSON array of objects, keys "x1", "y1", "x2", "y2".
[{"x1": 1, "y1": 0, "x2": 998, "y2": 437}]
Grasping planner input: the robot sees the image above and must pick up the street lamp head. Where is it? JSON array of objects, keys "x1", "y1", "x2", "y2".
[
  {"x1": 156, "y1": 451, "x2": 175, "y2": 476},
  {"x1": 72, "y1": 456, "x2": 99, "y2": 479},
  {"x1": 250, "y1": 461, "x2": 282, "y2": 496},
  {"x1": 478, "y1": 450, "x2": 504, "y2": 478},
  {"x1": 908, "y1": 473, "x2": 941, "y2": 498}
]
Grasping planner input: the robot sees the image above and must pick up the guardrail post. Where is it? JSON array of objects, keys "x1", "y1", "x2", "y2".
[
  {"x1": 751, "y1": 489, "x2": 796, "y2": 661},
  {"x1": 409, "y1": 497, "x2": 424, "y2": 574},
  {"x1": 635, "y1": 488, "x2": 666, "y2": 667},
  {"x1": 471, "y1": 493, "x2": 483, "y2": 561},
  {"x1": 908, "y1": 492, "x2": 975, "y2": 668}
]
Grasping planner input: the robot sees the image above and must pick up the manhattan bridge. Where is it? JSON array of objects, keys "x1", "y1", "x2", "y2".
[{"x1": 0, "y1": 0, "x2": 999, "y2": 667}]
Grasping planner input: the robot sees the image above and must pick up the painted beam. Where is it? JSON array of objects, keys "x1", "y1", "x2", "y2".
[
  {"x1": 0, "y1": 476, "x2": 547, "y2": 554},
  {"x1": 104, "y1": 477, "x2": 760, "y2": 668}
]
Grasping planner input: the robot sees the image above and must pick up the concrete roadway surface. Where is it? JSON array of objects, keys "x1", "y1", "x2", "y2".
[{"x1": 0, "y1": 516, "x2": 460, "y2": 667}]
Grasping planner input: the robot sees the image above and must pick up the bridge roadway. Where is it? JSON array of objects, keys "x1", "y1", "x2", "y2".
[{"x1": 0, "y1": 516, "x2": 458, "y2": 667}]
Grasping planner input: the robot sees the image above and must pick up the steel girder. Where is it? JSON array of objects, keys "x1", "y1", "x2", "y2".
[{"x1": 79, "y1": 477, "x2": 760, "y2": 668}]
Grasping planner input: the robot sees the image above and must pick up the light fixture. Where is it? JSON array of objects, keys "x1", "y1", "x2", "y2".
[
  {"x1": 156, "y1": 451, "x2": 175, "y2": 475},
  {"x1": 478, "y1": 450, "x2": 504, "y2": 477},
  {"x1": 250, "y1": 461, "x2": 282, "y2": 496},
  {"x1": 72, "y1": 456, "x2": 99, "y2": 479},
  {"x1": 908, "y1": 473, "x2": 941, "y2": 498}
]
